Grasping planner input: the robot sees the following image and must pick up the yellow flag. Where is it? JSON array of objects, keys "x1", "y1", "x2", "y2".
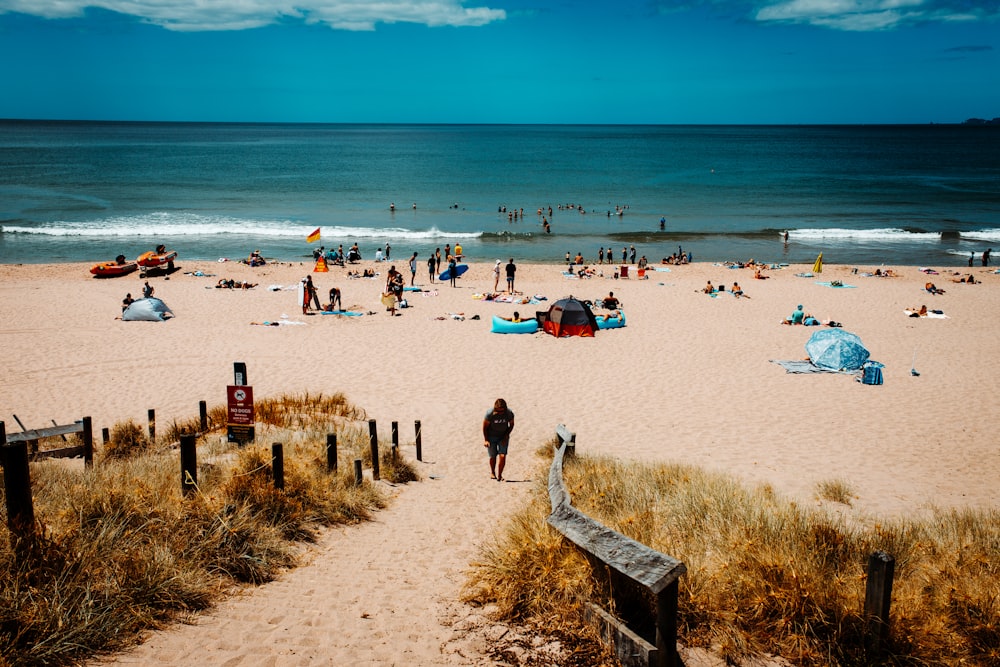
[{"x1": 813, "y1": 252, "x2": 823, "y2": 274}]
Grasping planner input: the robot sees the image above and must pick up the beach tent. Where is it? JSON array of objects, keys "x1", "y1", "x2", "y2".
[
  {"x1": 122, "y1": 297, "x2": 174, "y2": 321},
  {"x1": 540, "y1": 297, "x2": 599, "y2": 337},
  {"x1": 805, "y1": 329, "x2": 869, "y2": 371}
]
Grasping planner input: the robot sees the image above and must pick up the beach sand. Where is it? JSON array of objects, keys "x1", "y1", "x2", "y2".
[{"x1": 2, "y1": 258, "x2": 997, "y2": 665}]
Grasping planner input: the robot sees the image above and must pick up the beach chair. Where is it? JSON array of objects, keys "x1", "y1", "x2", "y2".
[
  {"x1": 620, "y1": 265, "x2": 629, "y2": 279},
  {"x1": 637, "y1": 268, "x2": 646, "y2": 280}
]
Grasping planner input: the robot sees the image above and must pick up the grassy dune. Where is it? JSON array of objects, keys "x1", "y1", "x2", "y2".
[{"x1": 0, "y1": 393, "x2": 416, "y2": 666}]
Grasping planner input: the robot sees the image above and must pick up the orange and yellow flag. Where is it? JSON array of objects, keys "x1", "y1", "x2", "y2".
[{"x1": 306, "y1": 227, "x2": 321, "y2": 243}]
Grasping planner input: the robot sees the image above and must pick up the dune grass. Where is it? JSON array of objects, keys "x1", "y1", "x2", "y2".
[
  {"x1": 467, "y1": 451, "x2": 1000, "y2": 666},
  {"x1": 0, "y1": 393, "x2": 417, "y2": 666}
]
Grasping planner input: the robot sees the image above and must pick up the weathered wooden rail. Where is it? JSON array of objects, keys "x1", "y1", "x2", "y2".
[{"x1": 547, "y1": 424, "x2": 686, "y2": 667}]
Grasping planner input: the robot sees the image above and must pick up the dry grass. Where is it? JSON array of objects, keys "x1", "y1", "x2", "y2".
[
  {"x1": 468, "y1": 453, "x2": 1000, "y2": 666},
  {"x1": 816, "y1": 478, "x2": 856, "y2": 506},
  {"x1": 0, "y1": 393, "x2": 416, "y2": 667}
]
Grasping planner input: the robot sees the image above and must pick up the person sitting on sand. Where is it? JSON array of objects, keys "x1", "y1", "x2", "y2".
[
  {"x1": 703, "y1": 281, "x2": 714, "y2": 294},
  {"x1": 925, "y1": 282, "x2": 945, "y2": 295},
  {"x1": 754, "y1": 267, "x2": 769, "y2": 280},
  {"x1": 602, "y1": 291, "x2": 620, "y2": 309},
  {"x1": 782, "y1": 304, "x2": 805, "y2": 325},
  {"x1": 732, "y1": 281, "x2": 747, "y2": 298},
  {"x1": 121, "y1": 292, "x2": 134, "y2": 312}
]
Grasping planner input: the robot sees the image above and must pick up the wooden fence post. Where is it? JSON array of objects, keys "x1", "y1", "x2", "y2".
[
  {"x1": 180, "y1": 433, "x2": 197, "y2": 496},
  {"x1": 272, "y1": 443, "x2": 284, "y2": 490},
  {"x1": 414, "y1": 420, "x2": 422, "y2": 461},
  {"x1": 354, "y1": 459, "x2": 363, "y2": 486},
  {"x1": 81, "y1": 416, "x2": 94, "y2": 468},
  {"x1": 391, "y1": 421, "x2": 399, "y2": 453},
  {"x1": 368, "y1": 419, "x2": 380, "y2": 481},
  {"x1": 864, "y1": 551, "x2": 895, "y2": 654},
  {"x1": 1, "y1": 424, "x2": 37, "y2": 546},
  {"x1": 326, "y1": 433, "x2": 337, "y2": 472},
  {"x1": 656, "y1": 579, "x2": 681, "y2": 667},
  {"x1": 199, "y1": 400, "x2": 208, "y2": 432},
  {"x1": 148, "y1": 408, "x2": 156, "y2": 442}
]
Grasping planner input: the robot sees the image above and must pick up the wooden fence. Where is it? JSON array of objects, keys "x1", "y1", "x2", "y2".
[
  {"x1": 547, "y1": 424, "x2": 899, "y2": 665},
  {"x1": 547, "y1": 424, "x2": 686, "y2": 667}
]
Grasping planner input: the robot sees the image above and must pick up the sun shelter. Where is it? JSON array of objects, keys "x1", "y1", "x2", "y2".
[
  {"x1": 122, "y1": 297, "x2": 174, "y2": 321},
  {"x1": 805, "y1": 329, "x2": 869, "y2": 371},
  {"x1": 540, "y1": 297, "x2": 599, "y2": 337}
]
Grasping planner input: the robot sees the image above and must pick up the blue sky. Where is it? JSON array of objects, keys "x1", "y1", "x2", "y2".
[{"x1": 0, "y1": 0, "x2": 997, "y2": 124}]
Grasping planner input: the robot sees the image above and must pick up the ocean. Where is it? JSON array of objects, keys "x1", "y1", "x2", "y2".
[{"x1": 2, "y1": 121, "x2": 999, "y2": 267}]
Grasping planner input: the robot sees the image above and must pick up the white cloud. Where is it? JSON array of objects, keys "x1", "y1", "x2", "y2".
[
  {"x1": 753, "y1": 0, "x2": 998, "y2": 30},
  {"x1": 0, "y1": 0, "x2": 506, "y2": 31}
]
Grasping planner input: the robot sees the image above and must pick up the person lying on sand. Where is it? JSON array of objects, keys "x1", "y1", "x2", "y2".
[
  {"x1": 925, "y1": 282, "x2": 945, "y2": 294},
  {"x1": 216, "y1": 279, "x2": 257, "y2": 289},
  {"x1": 951, "y1": 274, "x2": 977, "y2": 284}
]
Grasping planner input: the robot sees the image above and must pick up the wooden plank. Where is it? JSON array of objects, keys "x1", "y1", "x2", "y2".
[
  {"x1": 5, "y1": 422, "x2": 83, "y2": 443},
  {"x1": 547, "y1": 436, "x2": 685, "y2": 595},
  {"x1": 30, "y1": 445, "x2": 86, "y2": 461},
  {"x1": 548, "y1": 503, "x2": 685, "y2": 594}
]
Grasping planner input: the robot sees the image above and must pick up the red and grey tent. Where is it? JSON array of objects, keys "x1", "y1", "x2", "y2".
[{"x1": 539, "y1": 297, "x2": 599, "y2": 337}]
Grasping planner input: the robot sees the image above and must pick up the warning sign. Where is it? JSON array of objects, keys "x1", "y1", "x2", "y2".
[
  {"x1": 227, "y1": 385, "x2": 255, "y2": 444},
  {"x1": 314, "y1": 255, "x2": 329, "y2": 272}
]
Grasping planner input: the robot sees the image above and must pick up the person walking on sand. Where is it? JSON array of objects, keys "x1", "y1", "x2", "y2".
[
  {"x1": 483, "y1": 398, "x2": 514, "y2": 482},
  {"x1": 428, "y1": 254, "x2": 436, "y2": 283},
  {"x1": 505, "y1": 257, "x2": 517, "y2": 294}
]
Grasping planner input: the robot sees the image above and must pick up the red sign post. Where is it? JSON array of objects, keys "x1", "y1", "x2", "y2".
[{"x1": 227, "y1": 385, "x2": 255, "y2": 444}]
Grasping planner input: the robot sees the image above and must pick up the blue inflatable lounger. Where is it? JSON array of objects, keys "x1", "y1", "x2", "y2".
[{"x1": 491, "y1": 315, "x2": 539, "y2": 334}]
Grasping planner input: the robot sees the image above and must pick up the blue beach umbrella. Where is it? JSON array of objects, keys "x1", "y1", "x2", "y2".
[{"x1": 805, "y1": 329, "x2": 869, "y2": 371}]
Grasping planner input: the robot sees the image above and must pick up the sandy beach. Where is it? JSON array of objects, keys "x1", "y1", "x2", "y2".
[{"x1": 2, "y1": 256, "x2": 998, "y2": 665}]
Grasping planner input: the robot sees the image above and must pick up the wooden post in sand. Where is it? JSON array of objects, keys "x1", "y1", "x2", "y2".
[
  {"x1": 326, "y1": 433, "x2": 337, "y2": 472},
  {"x1": 81, "y1": 416, "x2": 94, "y2": 468},
  {"x1": 391, "y1": 421, "x2": 399, "y2": 457},
  {"x1": 180, "y1": 433, "x2": 197, "y2": 496},
  {"x1": 864, "y1": 551, "x2": 895, "y2": 654},
  {"x1": 353, "y1": 459, "x2": 363, "y2": 486},
  {"x1": 272, "y1": 443, "x2": 284, "y2": 491},
  {"x1": 1, "y1": 423, "x2": 37, "y2": 547},
  {"x1": 147, "y1": 408, "x2": 156, "y2": 442},
  {"x1": 199, "y1": 400, "x2": 208, "y2": 432},
  {"x1": 102, "y1": 427, "x2": 110, "y2": 445},
  {"x1": 368, "y1": 419, "x2": 380, "y2": 481},
  {"x1": 414, "y1": 420, "x2": 422, "y2": 461}
]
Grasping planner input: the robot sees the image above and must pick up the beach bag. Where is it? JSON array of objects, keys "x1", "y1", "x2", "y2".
[{"x1": 860, "y1": 361, "x2": 884, "y2": 385}]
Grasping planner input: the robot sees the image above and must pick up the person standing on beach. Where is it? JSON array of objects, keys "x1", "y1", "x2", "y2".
[
  {"x1": 385, "y1": 242, "x2": 391, "y2": 261},
  {"x1": 493, "y1": 259, "x2": 502, "y2": 292},
  {"x1": 983, "y1": 248, "x2": 992, "y2": 267},
  {"x1": 427, "y1": 254, "x2": 436, "y2": 283},
  {"x1": 448, "y1": 256, "x2": 458, "y2": 287},
  {"x1": 142, "y1": 281, "x2": 154, "y2": 298},
  {"x1": 409, "y1": 252, "x2": 418, "y2": 286},
  {"x1": 483, "y1": 398, "x2": 514, "y2": 482},
  {"x1": 435, "y1": 248, "x2": 442, "y2": 273},
  {"x1": 505, "y1": 258, "x2": 517, "y2": 294}
]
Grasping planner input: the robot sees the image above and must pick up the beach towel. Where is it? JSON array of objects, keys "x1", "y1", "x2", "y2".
[
  {"x1": 795, "y1": 272, "x2": 814, "y2": 278},
  {"x1": 904, "y1": 309, "x2": 948, "y2": 319},
  {"x1": 319, "y1": 310, "x2": 364, "y2": 316},
  {"x1": 770, "y1": 360, "x2": 859, "y2": 375},
  {"x1": 816, "y1": 281, "x2": 856, "y2": 288}
]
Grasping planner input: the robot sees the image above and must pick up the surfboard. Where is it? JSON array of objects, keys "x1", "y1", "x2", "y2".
[{"x1": 439, "y1": 264, "x2": 469, "y2": 281}]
